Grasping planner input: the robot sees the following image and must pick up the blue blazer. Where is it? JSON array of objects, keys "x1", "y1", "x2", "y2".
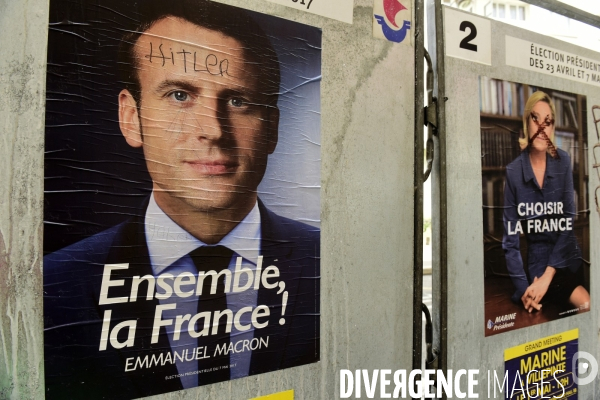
[{"x1": 43, "y1": 200, "x2": 320, "y2": 399}]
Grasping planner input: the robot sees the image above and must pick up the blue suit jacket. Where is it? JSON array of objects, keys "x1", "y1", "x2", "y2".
[{"x1": 43, "y1": 200, "x2": 320, "y2": 399}]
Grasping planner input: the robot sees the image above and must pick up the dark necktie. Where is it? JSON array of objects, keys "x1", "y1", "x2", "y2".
[{"x1": 188, "y1": 245, "x2": 234, "y2": 384}]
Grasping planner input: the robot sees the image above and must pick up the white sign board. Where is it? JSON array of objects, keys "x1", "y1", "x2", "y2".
[
  {"x1": 506, "y1": 35, "x2": 600, "y2": 87},
  {"x1": 444, "y1": 7, "x2": 492, "y2": 65},
  {"x1": 261, "y1": 0, "x2": 354, "y2": 23}
]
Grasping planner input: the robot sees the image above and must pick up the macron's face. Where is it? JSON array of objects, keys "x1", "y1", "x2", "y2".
[{"x1": 124, "y1": 17, "x2": 278, "y2": 214}]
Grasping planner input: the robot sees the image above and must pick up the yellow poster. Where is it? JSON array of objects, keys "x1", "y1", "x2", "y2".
[
  {"x1": 504, "y1": 329, "x2": 578, "y2": 399},
  {"x1": 251, "y1": 389, "x2": 294, "y2": 400}
]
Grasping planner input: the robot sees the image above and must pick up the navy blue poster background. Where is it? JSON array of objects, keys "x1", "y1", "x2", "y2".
[
  {"x1": 44, "y1": 0, "x2": 322, "y2": 254},
  {"x1": 43, "y1": 1, "x2": 321, "y2": 399}
]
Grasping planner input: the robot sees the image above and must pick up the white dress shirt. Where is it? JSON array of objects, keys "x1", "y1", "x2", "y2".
[{"x1": 144, "y1": 193, "x2": 260, "y2": 387}]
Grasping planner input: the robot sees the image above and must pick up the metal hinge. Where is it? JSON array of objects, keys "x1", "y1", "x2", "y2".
[
  {"x1": 422, "y1": 303, "x2": 439, "y2": 370},
  {"x1": 423, "y1": 49, "x2": 437, "y2": 182}
]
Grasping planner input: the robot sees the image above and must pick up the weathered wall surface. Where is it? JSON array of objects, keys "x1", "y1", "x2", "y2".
[
  {"x1": 0, "y1": 0, "x2": 49, "y2": 399},
  {"x1": 0, "y1": 0, "x2": 417, "y2": 399}
]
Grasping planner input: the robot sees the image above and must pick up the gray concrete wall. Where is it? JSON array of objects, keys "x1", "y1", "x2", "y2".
[
  {"x1": 0, "y1": 0, "x2": 49, "y2": 398},
  {"x1": 0, "y1": 0, "x2": 416, "y2": 398}
]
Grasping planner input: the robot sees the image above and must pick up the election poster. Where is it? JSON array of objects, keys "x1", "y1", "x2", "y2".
[
  {"x1": 43, "y1": 1, "x2": 321, "y2": 398},
  {"x1": 480, "y1": 76, "x2": 590, "y2": 337},
  {"x1": 504, "y1": 329, "x2": 579, "y2": 399}
]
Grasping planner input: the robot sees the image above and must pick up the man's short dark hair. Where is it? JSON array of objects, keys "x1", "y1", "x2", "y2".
[{"x1": 118, "y1": 0, "x2": 281, "y2": 107}]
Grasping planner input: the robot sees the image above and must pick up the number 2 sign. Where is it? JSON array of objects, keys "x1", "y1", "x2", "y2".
[{"x1": 444, "y1": 7, "x2": 492, "y2": 65}]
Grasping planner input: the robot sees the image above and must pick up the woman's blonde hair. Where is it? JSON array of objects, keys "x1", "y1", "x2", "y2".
[{"x1": 519, "y1": 90, "x2": 556, "y2": 151}]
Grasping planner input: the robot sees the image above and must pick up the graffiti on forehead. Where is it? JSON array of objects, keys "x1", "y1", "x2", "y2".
[
  {"x1": 144, "y1": 42, "x2": 230, "y2": 75},
  {"x1": 529, "y1": 112, "x2": 559, "y2": 159}
]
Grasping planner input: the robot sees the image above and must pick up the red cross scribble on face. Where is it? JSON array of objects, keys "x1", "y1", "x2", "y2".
[{"x1": 528, "y1": 112, "x2": 559, "y2": 159}]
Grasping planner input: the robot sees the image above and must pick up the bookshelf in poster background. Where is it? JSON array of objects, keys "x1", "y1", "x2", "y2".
[
  {"x1": 479, "y1": 77, "x2": 589, "y2": 237},
  {"x1": 479, "y1": 77, "x2": 585, "y2": 172}
]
